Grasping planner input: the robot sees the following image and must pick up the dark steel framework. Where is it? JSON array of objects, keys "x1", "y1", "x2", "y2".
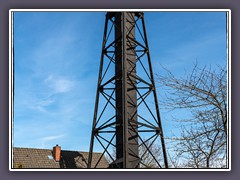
[{"x1": 88, "y1": 12, "x2": 168, "y2": 168}]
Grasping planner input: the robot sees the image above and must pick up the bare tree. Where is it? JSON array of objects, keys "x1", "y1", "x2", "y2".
[
  {"x1": 138, "y1": 139, "x2": 163, "y2": 168},
  {"x1": 105, "y1": 139, "x2": 164, "y2": 168},
  {"x1": 156, "y1": 63, "x2": 228, "y2": 168}
]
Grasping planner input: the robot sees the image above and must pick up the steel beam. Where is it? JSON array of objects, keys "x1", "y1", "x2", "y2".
[{"x1": 88, "y1": 12, "x2": 168, "y2": 169}]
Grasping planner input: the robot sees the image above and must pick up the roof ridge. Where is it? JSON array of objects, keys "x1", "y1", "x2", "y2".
[{"x1": 13, "y1": 147, "x2": 103, "y2": 154}]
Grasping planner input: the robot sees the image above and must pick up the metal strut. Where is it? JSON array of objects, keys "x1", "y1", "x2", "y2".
[{"x1": 88, "y1": 12, "x2": 168, "y2": 168}]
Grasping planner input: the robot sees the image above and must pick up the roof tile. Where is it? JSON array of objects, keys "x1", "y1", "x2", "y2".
[{"x1": 13, "y1": 147, "x2": 109, "y2": 169}]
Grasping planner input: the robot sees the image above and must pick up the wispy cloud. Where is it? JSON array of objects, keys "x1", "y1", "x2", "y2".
[
  {"x1": 38, "y1": 134, "x2": 66, "y2": 148},
  {"x1": 13, "y1": 12, "x2": 226, "y2": 152},
  {"x1": 13, "y1": 13, "x2": 96, "y2": 151},
  {"x1": 45, "y1": 75, "x2": 75, "y2": 93}
]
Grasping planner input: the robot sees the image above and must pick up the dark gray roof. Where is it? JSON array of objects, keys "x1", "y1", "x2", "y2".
[{"x1": 13, "y1": 147, "x2": 109, "y2": 169}]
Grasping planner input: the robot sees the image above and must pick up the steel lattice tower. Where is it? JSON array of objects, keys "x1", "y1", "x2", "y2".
[{"x1": 88, "y1": 12, "x2": 168, "y2": 168}]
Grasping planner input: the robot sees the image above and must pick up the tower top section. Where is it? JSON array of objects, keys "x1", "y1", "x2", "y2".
[{"x1": 106, "y1": 12, "x2": 144, "y2": 19}]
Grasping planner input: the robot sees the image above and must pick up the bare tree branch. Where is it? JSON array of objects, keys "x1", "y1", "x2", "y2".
[{"x1": 157, "y1": 63, "x2": 228, "y2": 168}]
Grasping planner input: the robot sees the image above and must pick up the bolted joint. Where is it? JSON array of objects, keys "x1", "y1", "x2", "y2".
[
  {"x1": 99, "y1": 85, "x2": 104, "y2": 92},
  {"x1": 149, "y1": 85, "x2": 154, "y2": 91},
  {"x1": 156, "y1": 129, "x2": 161, "y2": 135},
  {"x1": 94, "y1": 128, "x2": 99, "y2": 136}
]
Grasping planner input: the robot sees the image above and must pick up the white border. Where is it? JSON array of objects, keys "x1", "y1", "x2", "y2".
[
  {"x1": 9, "y1": 9, "x2": 231, "y2": 172},
  {"x1": 227, "y1": 10, "x2": 231, "y2": 171},
  {"x1": 10, "y1": 9, "x2": 230, "y2": 12},
  {"x1": 9, "y1": 10, "x2": 14, "y2": 171}
]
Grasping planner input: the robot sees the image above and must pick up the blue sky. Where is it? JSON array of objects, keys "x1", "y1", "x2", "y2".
[{"x1": 13, "y1": 11, "x2": 227, "y2": 152}]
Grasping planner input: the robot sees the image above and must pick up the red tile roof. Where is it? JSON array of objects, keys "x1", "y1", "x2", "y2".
[{"x1": 13, "y1": 147, "x2": 109, "y2": 169}]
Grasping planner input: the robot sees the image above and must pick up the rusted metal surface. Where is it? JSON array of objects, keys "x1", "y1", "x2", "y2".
[{"x1": 88, "y1": 12, "x2": 168, "y2": 169}]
